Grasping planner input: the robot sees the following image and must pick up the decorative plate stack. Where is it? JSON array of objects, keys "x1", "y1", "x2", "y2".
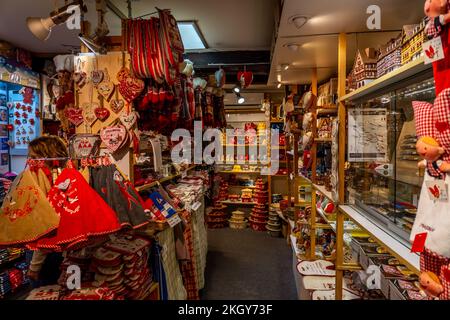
[
  {"x1": 218, "y1": 181, "x2": 229, "y2": 202},
  {"x1": 249, "y1": 179, "x2": 269, "y2": 231},
  {"x1": 207, "y1": 205, "x2": 228, "y2": 229},
  {"x1": 229, "y1": 210, "x2": 247, "y2": 230},
  {"x1": 241, "y1": 188, "x2": 253, "y2": 203},
  {"x1": 267, "y1": 207, "x2": 282, "y2": 237}
]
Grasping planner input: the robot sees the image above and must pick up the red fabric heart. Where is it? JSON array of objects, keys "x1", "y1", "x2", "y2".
[
  {"x1": 95, "y1": 107, "x2": 110, "y2": 121},
  {"x1": 65, "y1": 108, "x2": 84, "y2": 126},
  {"x1": 435, "y1": 121, "x2": 450, "y2": 133}
]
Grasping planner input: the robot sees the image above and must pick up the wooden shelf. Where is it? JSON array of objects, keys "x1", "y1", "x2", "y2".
[
  {"x1": 313, "y1": 184, "x2": 334, "y2": 201},
  {"x1": 136, "y1": 165, "x2": 197, "y2": 192},
  {"x1": 340, "y1": 58, "x2": 431, "y2": 102},
  {"x1": 218, "y1": 171, "x2": 261, "y2": 174},
  {"x1": 220, "y1": 200, "x2": 258, "y2": 205},
  {"x1": 227, "y1": 185, "x2": 257, "y2": 189},
  {"x1": 339, "y1": 205, "x2": 420, "y2": 275},
  {"x1": 314, "y1": 137, "x2": 332, "y2": 143}
]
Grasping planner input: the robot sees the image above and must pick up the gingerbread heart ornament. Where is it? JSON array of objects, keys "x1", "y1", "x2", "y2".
[
  {"x1": 74, "y1": 72, "x2": 87, "y2": 89},
  {"x1": 82, "y1": 103, "x2": 99, "y2": 127},
  {"x1": 95, "y1": 107, "x2": 110, "y2": 122},
  {"x1": 110, "y1": 99, "x2": 125, "y2": 114},
  {"x1": 119, "y1": 111, "x2": 138, "y2": 130},
  {"x1": 117, "y1": 68, "x2": 145, "y2": 103},
  {"x1": 91, "y1": 70, "x2": 104, "y2": 86},
  {"x1": 65, "y1": 108, "x2": 84, "y2": 127},
  {"x1": 100, "y1": 125, "x2": 129, "y2": 153},
  {"x1": 98, "y1": 81, "x2": 115, "y2": 101}
]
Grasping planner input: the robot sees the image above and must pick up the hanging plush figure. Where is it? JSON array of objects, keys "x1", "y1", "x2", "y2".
[
  {"x1": 411, "y1": 88, "x2": 450, "y2": 300},
  {"x1": 424, "y1": 0, "x2": 450, "y2": 95}
]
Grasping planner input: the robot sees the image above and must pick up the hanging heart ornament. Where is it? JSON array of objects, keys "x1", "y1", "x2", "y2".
[
  {"x1": 82, "y1": 102, "x2": 99, "y2": 127},
  {"x1": 74, "y1": 72, "x2": 87, "y2": 89},
  {"x1": 98, "y1": 80, "x2": 115, "y2": 102},
  {"x1": 91, "y1": 70, "x2": 104, "y2": 86},
  {"x1": 119, "y1": 111, "x2": 138, "y2": 130},
  {"x1": 117, "y1": 68, "x2": 145, "y2": 103},
  {"x1": 65, "y1": 107, "x2": 84, "y2": 127},
  {"x1": 110, "y1": 99, "x2": 125, "y2": 114},
  {"x1": 100, "y1": 125, "x2": 129, "y2": 153},
  {"x1": 94, "y1": 107, "x2": 111, "y2": 122}
]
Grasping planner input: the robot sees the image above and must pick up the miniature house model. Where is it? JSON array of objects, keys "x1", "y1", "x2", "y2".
[
  {"x1": 347, "y1": 48, "x2": 378, "y2": 91},
  {"x1": 377, "y1": 35, "x2": 402, "y2": 78}
]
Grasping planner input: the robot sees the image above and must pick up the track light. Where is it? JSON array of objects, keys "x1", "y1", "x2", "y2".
[
  {"x1": 233, "y1": 84, "x2": 241, "y2": 94},
  {"x1": 27, "y1": 0, "x2": 87, "y2": 41},
  {"x1": 236, "y1": 94, "x2": 245, "y2": 104},
  {"x1": 277, "y1": 83, "x2": 282, "y2": 89}
]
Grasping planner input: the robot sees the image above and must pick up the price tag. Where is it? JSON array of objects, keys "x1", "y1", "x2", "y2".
[
  {"x1": 166, "y1": 213, "x2": 182, "y2": 228},
  {"x1": 191, "y1": 201, "x2": 201, "y2": 211},
  {"x1": 423, "y1": 37, "x2": 445, "y2": 64},
  {"x1": 411, "y1": 232, "x2": 427, "y2": 253},
  {"x1": 425, "y1": 180, "x2": 448, "y2": 201}
]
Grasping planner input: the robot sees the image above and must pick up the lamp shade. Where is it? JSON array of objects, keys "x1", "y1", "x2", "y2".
[{"x1": 26, "y1": 17, "x2": 55, "y2": 41}]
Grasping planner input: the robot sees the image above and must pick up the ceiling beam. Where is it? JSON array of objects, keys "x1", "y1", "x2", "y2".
[{"x1": 106, "y1": 0, "x2": 127, "y2": 19}]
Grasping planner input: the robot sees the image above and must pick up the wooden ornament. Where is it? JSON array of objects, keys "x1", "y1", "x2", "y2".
[
  {"x1": 65, "y1": 107, "x2": 84, "y2": 127},
  {"x1": 91, "y1": 70, "x2": 104, "y2": 86},
  {"x1": 110, "y1": 99, "x2": 125, "y2": 114},
  {"x1": 119, "y1": 111, "x2": 138, "y2": 130},
  {"x1": 117, "y1": 68, "x2": 145, "y2": 103},
  {"x1": 100, "y1": 125, "x2": 128, "y2": 153},
  {"x1": 82, "y1": 102, "x2": 99, "y2": 127},
  {"x1": 94, "y1": 107, "x2": 111, "y2": 122}
]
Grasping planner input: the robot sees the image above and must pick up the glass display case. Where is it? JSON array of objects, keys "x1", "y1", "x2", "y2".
[{"x1": 345, "y1": 73, "x2": 435, "y2": 243}]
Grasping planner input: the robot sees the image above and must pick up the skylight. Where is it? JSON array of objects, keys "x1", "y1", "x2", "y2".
[{"x1": 177, "y1": 21, "x2": 207, "y2": 50}]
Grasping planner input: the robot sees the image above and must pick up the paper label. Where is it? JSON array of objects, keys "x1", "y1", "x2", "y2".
[
  {"x1": 167, "y1": 213, "x2": 182, "y2": 228},
  {"x1": 425, "y1": 180, "x2": 448, "y2": 201},
  {"x1": 423, "y1": 37, "x2": 445, "y2": 64},
  {"x1": 191, "y1": 201, "x2": 202, "y2": 211},
  {"x1": 411, "y1": 232, "x2": 427, "y2": 253}
]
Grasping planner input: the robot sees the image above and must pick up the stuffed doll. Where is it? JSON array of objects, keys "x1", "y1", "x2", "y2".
[
  {"x1": 424, "y1": 0, "x2": 450, "y2": 95},
  {"x1": 412, "y1": 88, "x2": 450, "y2": 300}
]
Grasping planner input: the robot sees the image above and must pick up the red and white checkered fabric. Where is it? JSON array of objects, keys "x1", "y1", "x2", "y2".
[
  {"x1": 421, "y1": 248, "x2": 450, "y2": 300},
  {"x1": 433, "y1": 88, "x2": 450, "y2": 151},
  {"x1": 413, "y1": 101, "x2": 435, "y2": 138}
]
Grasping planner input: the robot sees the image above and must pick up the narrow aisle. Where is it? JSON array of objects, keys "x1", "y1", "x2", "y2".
[{"x1": 201, "y1": 228, "x2": 297, "y2": 300}]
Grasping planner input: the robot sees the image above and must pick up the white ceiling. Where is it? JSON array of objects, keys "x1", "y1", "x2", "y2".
[
  {"x1": 0, "y1": 0, "x2": 276, "y2": 54},
  {"x1": 269, "y1": 0, "x2": 426, "y2": 85}
]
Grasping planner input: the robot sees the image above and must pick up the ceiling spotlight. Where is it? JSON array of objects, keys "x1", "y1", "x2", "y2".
[
  {"x1": 284, "y1": 43, "x2": 300, "y2": 52},
  {"x1": 277, "y1": 83, "x2": 282, "y2": 89},
  {"x1": 284, "y1": 65, "x2": 290, "y2": 70},
  {"x1": 288, "y1": 15, "x2": 309, "y2": 29},
  {"x1": 233, "y1": 84, "x2": 241, "y2": 94},
  {"x1": 27, "y1": 0, "x2": 87, "y2": 41},
  {"x1": 237, "y1": 94, "x2": 245, "y2": 104},
  {"x1": 277, "y1": 74, "x2": 282, "y2": 82}
]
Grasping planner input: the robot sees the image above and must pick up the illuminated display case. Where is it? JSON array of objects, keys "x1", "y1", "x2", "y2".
[{"x1": 345, "y1": 72, "x2": 434, "y2": 242}]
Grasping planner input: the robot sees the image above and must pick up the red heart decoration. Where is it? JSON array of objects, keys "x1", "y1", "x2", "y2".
[
  {"x1": 237, "y1": 71, "x2": 253, "y2": 88},
  {"x1": 435, "y1": 121, "x2": 450, "y2": 133},
  {"x1": 117, "y1": 68, "x2": 145, "y2": 103},
  {"x1": 95, "y1": 107, "x2": 110, "y2": 122},
  {"x1": 65, "y1": 108, "x2": 84, "y2": 127}
]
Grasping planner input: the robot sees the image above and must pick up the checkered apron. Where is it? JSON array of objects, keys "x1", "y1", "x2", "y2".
[
  {"x1": 421, "y1": 248, "x2": 450, "y2": 300},
  {"x1": 156, "y1": 228, "x2": 187, "y2": 300}
]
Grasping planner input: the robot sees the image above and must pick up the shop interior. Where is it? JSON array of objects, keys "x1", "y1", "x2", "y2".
[{"x1": 0, "y1": 0, "x2": 448, "y2": 301}]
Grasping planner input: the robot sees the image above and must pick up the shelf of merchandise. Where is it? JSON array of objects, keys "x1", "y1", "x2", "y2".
[
  {"x1": 312, "y1": 184, "x2": 333, "y2": 201},
  {"x1": 136, "y1": 165, "x2": 197, "y2": 192},
  {"x1": 219, "y1": 200, "x2": 258, "y2": 206},
  {"x1": 339, "y1": 57, "x2": 430, "y2": 102},
  {"x1": 218, "y1": 171, "x2": 261, "y2": 174},
  {"x1": 338, "y1": 205, "x2": 420, "y2": 273}
]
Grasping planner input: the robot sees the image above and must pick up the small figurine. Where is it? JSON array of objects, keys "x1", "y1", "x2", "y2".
[
  {"x1": 420, "y1": 271, "x2": 444, "y2": 298},
  {"x1": 416, "y1": 136, "x2": 450, "y2": 172}
]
